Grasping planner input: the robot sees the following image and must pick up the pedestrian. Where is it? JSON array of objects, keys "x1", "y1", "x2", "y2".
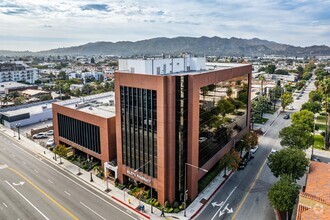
[{"x1": 160, "y1": 208, "x2": 165, "y2": 217}]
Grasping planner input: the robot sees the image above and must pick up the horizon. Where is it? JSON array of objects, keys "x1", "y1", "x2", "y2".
[{"x1": 1, "y1": 0, "x2": 330, "y2": 51}]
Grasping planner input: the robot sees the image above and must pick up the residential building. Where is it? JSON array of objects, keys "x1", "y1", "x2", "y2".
[
  {"x1": 296, "y1": 161, "x2": 330, "y2": 220},
  {"x1": 0, "y1": 61, "x2": 39, "y2": 84},
  {"x1": 52, "y1": 92, "x2": 117, "y2": 174},
  {"x1": 115, "y1": 57, "x2": 252, "y2": 204}
]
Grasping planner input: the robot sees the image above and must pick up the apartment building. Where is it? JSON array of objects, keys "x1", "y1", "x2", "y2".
[{"x1": 0, "y1": 61, "x2": 39, "y2": 84}]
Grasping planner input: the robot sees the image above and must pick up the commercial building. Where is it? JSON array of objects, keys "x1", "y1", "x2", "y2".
[
  {"x1": 52, "y1": 92, "x2": 117, "y2": 173},
  {"x1": 0, "y1": 61, "x2": 39, "y2": 84},
  {"x1": 115, "y1": 56, "x2": 252, "y2": 204},
  {"x1": 296, "y1": 161, "x2": 330, "y2": 220}
]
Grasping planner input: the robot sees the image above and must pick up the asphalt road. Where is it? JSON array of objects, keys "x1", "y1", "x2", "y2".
[
  {"x1": 196, "y1": 78, "x2": 315, "y2": 220},
  {"x1": 0, "y1": 133, "x2": 141, "y2": 220}
]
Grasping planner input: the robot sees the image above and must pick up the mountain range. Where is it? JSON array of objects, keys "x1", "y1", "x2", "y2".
[{"x1": 1, "y1": 36, "x2": 330, "y2": 57}]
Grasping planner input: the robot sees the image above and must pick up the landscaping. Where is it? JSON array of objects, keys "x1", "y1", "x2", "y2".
[
  {"x1": 198, "y1": 163, "x2": 225, "y2": 193},
  {"x1": 315, "y1": 123, "x2": 327, "y2": 131},
  {"x1": 253, "y1": 117, "x2": 268, "y2": 124},
  {"x1": 316, "y1": 115, "x2": 327, "y2": 123},
  {"x1": 314, "y1": 135, "x2": 324, "y2": 149}
]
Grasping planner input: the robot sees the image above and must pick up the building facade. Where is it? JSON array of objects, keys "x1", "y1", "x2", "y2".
[
  {"x1": 0, "y1": 61, "x2": 39, "y2": 84},
  {"x1": 115, "y1": 58, "x2": 252, "y2": 204},
  {"x1": 52, "y1": 93, "x2": 117, "y2": 169}
]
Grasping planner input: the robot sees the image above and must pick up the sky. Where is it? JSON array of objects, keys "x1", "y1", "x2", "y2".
[{"x1": 0, "y1": 0, "x2": 330, "y2": 51}]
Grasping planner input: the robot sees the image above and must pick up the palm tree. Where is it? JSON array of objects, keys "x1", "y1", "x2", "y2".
[{"x1": 258, "y1": 74, "x2": 266, "y2": 96}]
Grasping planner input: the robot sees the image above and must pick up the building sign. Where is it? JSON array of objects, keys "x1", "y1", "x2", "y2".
[{"x1": 126, "y1": 170, "x2": 151, "y2": 183}]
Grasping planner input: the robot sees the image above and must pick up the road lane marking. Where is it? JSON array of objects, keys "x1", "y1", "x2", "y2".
[
  {"x1": 8, "y1": 141, "x2": 137, "y2": 219},
  {"x1": 7, "y1": 167, "x2": 79, "y2": 220},
  {"x1": 47, "y1": 179, "x2": 53, "y2": 184},
  {"x1": 211, "y1": 186, "x2": 237, "y2": 220},
  {"x1": 80, "y1": 202, "x2": 106, "y2": 220},
  {"x1": 3, "y1": 202, "x2": 7, "y2": 208},
  {"x1": 231, "y1": 159, "x2": 268, "y2": 220},
  {"x1": 64, "y1": 191, "x2": 71, "y2": 196},
  {"x1": 34, "y1": 170, "x2": 39, "y2": 174},
  {"x1": 5, "y1": 180, "x2": 49, "y2": 220}
]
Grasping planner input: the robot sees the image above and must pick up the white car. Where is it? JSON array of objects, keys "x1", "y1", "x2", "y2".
[
  {"x1": 250, "y1": 145, "x2": 259, "y2": 154},
  {"x1": 46, "y1": 138, "x2": 54, "y2": 147},
  {"x1": 270, "y1": 149, "x2": 277, "y2": 154},
  {"x1": 33, "y1": 132, "x2": 47, "y2": 139},
  {"x1": 289, "y1": 106, "x2": 294, "y2": 110},
  {"x1": 46, "y1": 130, "x2": 54, "y2": 136},
  {"x1": 199, "y1": 137, "x2": 207, "y2": 143}
]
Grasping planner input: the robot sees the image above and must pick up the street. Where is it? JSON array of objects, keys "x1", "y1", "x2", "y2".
[
  {"x1": 196, "y1": 78, "x2": 315, "y2": 220},
  {"x1": 0, "y1": 133, "x2": 141, "y2": 220}
]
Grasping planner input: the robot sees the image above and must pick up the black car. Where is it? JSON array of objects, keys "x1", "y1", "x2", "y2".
[{"x1": 283, "y1": 114, "x2": 290, "y2": 119}]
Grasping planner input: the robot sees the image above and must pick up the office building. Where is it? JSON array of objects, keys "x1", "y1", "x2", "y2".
[{"x1": 115, "y1": 56, "x2": 252, "y2": 204}]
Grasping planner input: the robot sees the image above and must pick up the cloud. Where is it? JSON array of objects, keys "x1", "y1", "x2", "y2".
[
  {"x1": 81, "y1": 4, "x2": 110, "y2": 12},
  {"x1": 0, "y1": 0, "x2": 329, "y2": 51}
]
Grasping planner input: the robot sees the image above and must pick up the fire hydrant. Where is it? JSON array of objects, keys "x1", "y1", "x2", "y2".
[{"x1": 128, "y1": 198, "x2": 131, "y2": 204}]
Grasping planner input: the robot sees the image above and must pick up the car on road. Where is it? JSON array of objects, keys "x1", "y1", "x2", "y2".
[
  {"x1": 312, "y1": 156, "x2": 321, "y2": 162},
  {"x1": 289, "y1": 106, "x2": 294, "y2": 110},
  {"x1": 250, "y1": 145, "x2": 259, "y2": 154},
  {"x1": 296, "y1": 97, "x2": 300, "y2": 100},
  {"x1": 33, "y1": 132, "x2": 47, "y2": 139},
  {"x1": 46, "y1": 138, "x2": 55, "y2": 147},
  {"x1": 199, "y1": 137, "x2": 207, "y2": 143},
  {"x1": 46, "y1": 130, "x2": 54, "y2": 136},
  {"x1": 283, "y1": 114, "x2": 290, "y2": 119}
]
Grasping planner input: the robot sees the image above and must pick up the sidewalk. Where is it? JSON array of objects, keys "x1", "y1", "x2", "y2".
[{"x1": 1, "y1": 124, "x2": 233, "y2": 220}]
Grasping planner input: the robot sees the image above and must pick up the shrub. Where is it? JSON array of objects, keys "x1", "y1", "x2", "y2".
[
  {"x1": 179, "y1": 204, "x2": 184, "y2": 210},
  {"x1": 315, "y1": 125, "x2": 319, "y2": 131},
  {"x1": 164, "y1": 208, "x2": 169, "y2": 213},
  {"x1": 168, "y1": 208, "x2": 173, "y2": 213},
  {"x1": 164, "y1": 200, "x2": 169, "y2": 208},
  {"x1": 321, "y1": 131, "x2": 326, "y2": 137},
  {"x1": 154, "y1": 201, "x2": 159, "y2": 207},
  {"x1": 174, "y1": 208, "x2": 180, "y2": 213},
  {"x1": 173, "y1": 201, "x2": 179, "y2": 208}
]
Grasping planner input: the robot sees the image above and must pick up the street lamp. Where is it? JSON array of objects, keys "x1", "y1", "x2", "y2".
[
  {"x1": 15, "y1": 123, "x2": 21, "y2": 140},
  {"x1": 134, "y1": 160, "x2": 153, "y2": 213},
  {"x1": 184, "y1": 163, "x2": 208, "y2": 217}
]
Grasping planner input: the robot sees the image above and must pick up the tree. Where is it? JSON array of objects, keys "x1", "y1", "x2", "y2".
[
  {"x1": 14, "y1": 96, "x2": 25, "y2": 106},
  {"x1": 219, "y1": 149, "x2": 240, "y2": 177},
  {"x1": 226, "y1": 87, "x2": 233, "y2": 97},
  {"x1": 297, "y1": 66, "x2": 304, "y2": 78},
  {"x1": 242, "y1": 131, "x2": 258, "y2": 152},
  {"x1": 53, "y1": 145, "x2": 69, "y2": 164},
  {"x1": 280, "y1": 92, "x2": 293, "y2": 111},
  {"x1": 291, "y1": 110, "x2": 314, "y2": 132},
  {"x1": 91, "y1": 57, "x2": 95, "y2": 64},
  {"x1": 266, "y1": 64, "x2": 276, "y2": 74},
  {"x1": 309, "y1": 90, "x2": 323, "y2": 103},
  {"x1": 258, "y1": 74, "x2": 266, "y2": 95},
  {"x1": 274, "y1": 69, "x2": 289, "y2": 75},
  {"x1": 279, "y1": 123, "x2": 314, "y2": 150},
  {"x1": 301, "y1": 101, "x2": 322, "y2": 114},
  {"x1": 252, "y1": 96, "x2": 270, "y2": 118},
  {"x1": 268, "y1": 175, "x2": 299, "y2": 215},
  {"x1": 39, "y1": 94, "x2": 53, "y2": 101},
  {"x1": 217, "y1": 99, "x2": 235, "y2": 118},
  {"x1": 58, "y1": 71, "x2": 67, "y2": 80},
  {"x1": 267, "y1": 148, "x2": 309, "y2": 180}
]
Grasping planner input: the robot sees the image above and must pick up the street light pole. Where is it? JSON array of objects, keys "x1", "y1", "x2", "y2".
[
  {"x1": 16, "y1": 123, "x2": 21, "y2": 140},
  {"x1": 184, "y1": 163, "x2": 208, "y2": 217}
]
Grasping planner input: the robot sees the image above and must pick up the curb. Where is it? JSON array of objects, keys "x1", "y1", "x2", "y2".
[
  {"x1": 112, "y1": 196, "x2": 150, "y2": 219},
  {"x1": 190, "y1": 170, "x2": 234, "y2": 219}
]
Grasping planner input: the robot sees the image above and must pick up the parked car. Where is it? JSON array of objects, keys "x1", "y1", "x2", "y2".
[
  {"x1": 46, "y1": 138, "x2": 55, "y2": 147},
  {"x1": 199, "y1": 137, "x2": 207, "y2": 143},
  {"x1": 270, "y1": 149, "x2": 277, "y2": 154},
  {"x1": 283, "y1": 114, "x2": 290, "y2": 119},
  {"x1": 250, "y1": 145, "x2": 259, "y2": 154},
  {"x1": 312, "y1": 156, "x2": 321, "y2": 162},
  {"x1": 238, "y1": 159, "x2": 248, "y2": 169},
  {"x1": 289, "y1": 106, "x2": 294, "y2": 110},
  {"x1": 33, "y1": 132, "x2": 47, "y2": 139},
  {"x1": 46, "y1": 130, "x2": 54, "y2": 136}
]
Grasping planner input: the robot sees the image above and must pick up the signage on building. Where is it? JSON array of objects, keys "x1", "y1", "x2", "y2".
[{"x1": 126, "y1": 170, "x2": 151, "y2": 183}]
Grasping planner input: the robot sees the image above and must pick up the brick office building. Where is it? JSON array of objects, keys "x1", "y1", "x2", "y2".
[
  {"x1": 52, "y1": 92, "x2": 117, "y2": 171},
  {"x1": 115, "y1": 56, "x2": 252, "y2": 204}
]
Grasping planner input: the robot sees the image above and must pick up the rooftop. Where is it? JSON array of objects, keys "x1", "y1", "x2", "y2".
[
  {"x1": 0, "y1": 81, "x2": 33, "y2": 94},
  {"x1": 1, "y1": 103, "x2": 52, "y2": 117},
  {"x1": 56, "y1": 92, "x2": 115, "y2": 118}
]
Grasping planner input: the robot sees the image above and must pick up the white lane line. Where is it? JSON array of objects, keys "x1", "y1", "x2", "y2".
[
  {"x1": 5, "y1": 180, "x2": 50, "y2": 220},
  {"x1": 34, "y1": 170, "x2": 39, "y2": 174},
  {"x1": 10, "y1": 142, "x2": 137, "y2": 219},
  {"x1": 80, "y1": 202, "x2": 106, "y2": 220},
  {"x1": 64, "y1": 191, "x2": 71, "y2": 196},
  {"x1": 211, "y1": 186, "x2": 237, "y2": 220},
  {"x1": 47, "y1": 179, "x2": 53, "y2": 184},
  {"x1": 3, "y1": 202, "x2": 7, "y2": 208}
]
